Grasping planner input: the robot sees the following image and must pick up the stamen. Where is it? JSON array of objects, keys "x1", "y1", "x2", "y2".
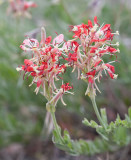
[
  {"x1": 112, "y1": 31, "x2": 119, "y2": 35},
  {"x1": 72, "y1": 26, "x2": 78, "y2": 31},
  {"x1": 117, "y1": 49, "x2": 120, "y2": 53}
]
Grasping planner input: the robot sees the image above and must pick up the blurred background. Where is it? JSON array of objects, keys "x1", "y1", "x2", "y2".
[{"x1": 0, "y1": 0, "x2": 131, "y2": 159}]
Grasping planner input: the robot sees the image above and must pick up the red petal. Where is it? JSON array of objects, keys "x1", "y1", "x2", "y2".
[
  {"x1": 61, "y1": 83, "x2": 72, "y2": 91},
  {"x1": 105, "y1": 64, "x2": 115, "y2": 73},
  {"x1": 108, "y1": 47, "x2": 117, "y2": 53},
  {"x1": 24, "y1": 59, "x2": 33, "y2": 65},
  {"x1": 31, "y1": 72, "x2": 36, "y2": 76},
  {"x1": 108, "y1": 71, "x2": 114, "y2": 79},
  {"x1": 94, "y1": 16, "x2": 98, "y2": 24},
  {"x1": 90, "y1": 47, "x2": 97, "y2": 53},
  {"x1": 88, "y1": 77, "x2": 94, "y2": 83},
  {"x1": 37, "y1": 80, "x2": 42, "y2": 87},
  {"x1": 101, "y1": 24, "x2": 111, "y2": 32},
  {"x1": 87, "y1": 70, "x2": 96, "y2": 77},
  {"x1": 94, "y1": 60, "x2": 102, "y2": 67},
  {"x1": 27, "y1": 66, "x2": 34, "y2": 72},
  {"x1": 45, "y1": 36, "x2": 52, "y2": 44},
  {"x1": 53, "y1": 34, "x2": 64, "y2": 45},
  {"x1": 88, "y1": 20, "x2": 93, "y2": 28}
]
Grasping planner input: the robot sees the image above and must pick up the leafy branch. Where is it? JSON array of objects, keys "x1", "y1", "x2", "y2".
[{"x1": 51, "y1": 108, "x2": 131, "y2": 156}]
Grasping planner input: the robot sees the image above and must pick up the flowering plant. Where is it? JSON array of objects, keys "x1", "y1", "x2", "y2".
[
  {"x1": 67, "y1": 16, "x2": 119, "y2": 95},
  {"x1": 17, "y1": 17, "x2": 131, "y2": 156},
  {"x1": 7, "y1": 0, "x2": 37, "y2": 18},
  {"x1": 17, "y1": 27, "x2": 73, "y2": 111}
]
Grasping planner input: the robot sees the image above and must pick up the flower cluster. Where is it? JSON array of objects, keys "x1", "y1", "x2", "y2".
[
  {"x1": 17, "y1": 28, "x2": 73, "y2": 107},
  {"x1": 64, "y1": 16, "x2": 119, "y2": 96},
  {"x1": 17, "y1": 17, "x2": 119, "y2": 107},
  {"x1": 7, "y1": 0, "x2": 37, "y2": 18}
]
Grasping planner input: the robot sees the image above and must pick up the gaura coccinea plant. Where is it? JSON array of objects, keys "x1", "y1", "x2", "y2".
[
  {"x1": 64, "y1": 16, "x2": 120, "y2": 128},
  {"x1": 16, "y1": 27, "x2": 73, "y2": 110},
  {"x1": 17, "y1": 17, "x2": 131, "y2": 156},
  {"x1": 7, "y1": 0, "x2": 37, "y2": 18}
]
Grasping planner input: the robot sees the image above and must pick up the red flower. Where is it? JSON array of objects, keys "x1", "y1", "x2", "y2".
[
  {"x1": 101, "y1": 24, "x2": 111, "y2": 32},
  {"x1": 37, "y1": 80, "x2": 42, "y2": 88},
  {"x1": 108, "y1": 47, "x2": 117, "y2": 53},
  {"x1": 20, "y1": 38, "x2": 39, "y2": 51},
  {"x1": 8, "y1": 0, "x2": 37, "y2": 18},
  {"x1": 73, "y1": 27, "x2": 82, "y2": 38},
  {"x1": 26, "y1": 66, "x2": 34, "y2": 72},
  {"x1": 86, "y1": 70, "x2": 96, "y2": 84},
  {"x1": 90, "y1": 47, "x2": 97, "y2": 53},
  {"x1": 65, "y1": 16, "x2": 119, "y2": 95},
  {"x1": 88, "y1": 20, "x2": 93, "y2": 28},
  {"x1": 94, "y1": 16, "x2": 99, "y2": 25},
  {"x1": 94, "y1": 60, "x2": 102, "y2": 67},
  {"x1": 24, "y1": 1, "x2": 37, "y2": 10},
  {"x1": 45, "y1": 36, "x2": 52, "y2": 45},
  {"x1": 24, "y1": 59, "x2": 33, "y2": 65},
  {"x1": 105, "y1": 64, "x2": 115, "y2": 79},
  {"x1": 61, "y1": 83, "x2": 73, "y2": 91},
  {"x1": 53, "y1": 34, "x2": 64, "y2": 45},
  {"x1": 17, "y1": 27, "x2": 67, "y2": 97},
  {"x1": 65, "y1": 53, "x2": 77, "y2": 62}
]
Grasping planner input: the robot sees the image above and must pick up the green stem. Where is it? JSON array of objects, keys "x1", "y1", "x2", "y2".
[
  {"x1": 90, "y1": 95, "x2": 106, "y2": 129},
  {"x1": 50, "y1": 110, "x2": 63, "y2": 142}
]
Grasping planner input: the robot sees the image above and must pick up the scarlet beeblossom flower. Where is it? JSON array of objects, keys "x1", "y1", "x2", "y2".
[
  {"x1": 64, "y1": 16, "x2": 119, "y2": 96},
  {"x1": 16, "y1": 27, "x2": 73, "y2": 107},
  {"x1": 46, "y1": 83, "x2": 73, "y2": 110},
  {"x1": 7, "y1": 0, "x2": 37, "y2": 18}
]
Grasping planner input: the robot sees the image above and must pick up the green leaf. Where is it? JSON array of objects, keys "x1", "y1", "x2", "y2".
[
  {"x1": 113, "y1": 126, "x2": 128, "y2": 146},
  {"x1": 96, "y1": 128, "x2": 109, "y2": 141},
  {"x1": 90, "y1": 120, "x2": 99, "y2": 128},
  {"x1": 82, "y1": 118, "x2": 90, "y2": 126},
  {"x1": 82, "y1": 118, "x2": 99, "y2": 128},
  {"x1": 52, "y1": 130, "x2": 61, "y2": 143},
  {"x1": 100, "y1": 108, "x2": 108, "y2": 126}
]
